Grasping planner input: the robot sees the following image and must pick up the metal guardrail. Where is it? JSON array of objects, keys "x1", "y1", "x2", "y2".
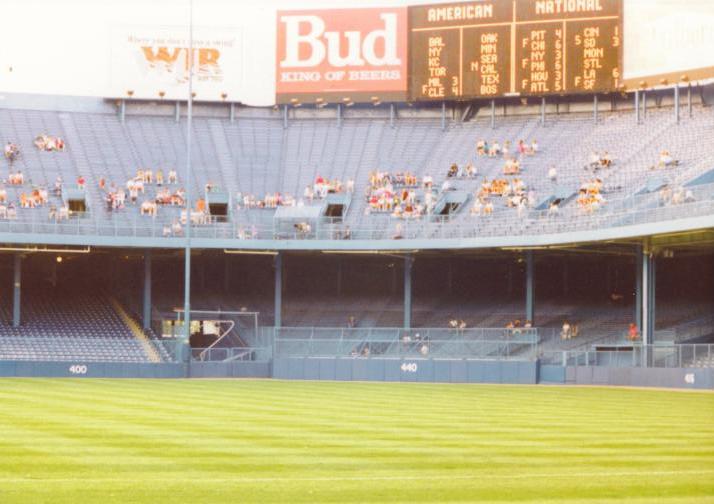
[
  {"x1": 539, "y1": 344, "x2": 714, "y2": 368},
  {"x1": 191, "y1": 346, "x2": 272, "y2": 362},
  {"x1": 0, "y1": 181, "x2": 711, "y2": 242}
]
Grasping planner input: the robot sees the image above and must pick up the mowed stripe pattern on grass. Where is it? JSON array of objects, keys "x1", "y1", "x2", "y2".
[{"x1": 0, "y1": 379, "x2": 712, "y2": 503}]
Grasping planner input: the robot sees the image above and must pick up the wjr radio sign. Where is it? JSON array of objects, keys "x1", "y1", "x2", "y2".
[
  {"x1": 109, "y1": 25, "x2": 243, "y2": 101},
  {"x1": 276, "y1": 7, "x2": 408, "y2": 104}
]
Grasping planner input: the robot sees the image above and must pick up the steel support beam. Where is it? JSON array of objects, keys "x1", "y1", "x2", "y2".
[
  {"x1": 404, "y1": 255, "x2": 413, "y2": 329},
  {"x1": 274, "y1": 252, "x2": 283, "y2": 328},
  {"x1": 674, "y1": 85, "x2": 680, "y2": 124},
  {"x1": 143, "y1": 249, "x2": 152, "y2": 329},
  {"x1": 525, "y1": 251, "x2": 535, "y2": 324},
  {"x1": 13, "y1": 254, "x2": 21, "y2": 328}
]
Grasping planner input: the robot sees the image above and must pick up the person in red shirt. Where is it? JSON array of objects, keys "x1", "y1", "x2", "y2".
[
  {"x1": 77, "y1": 175, "x2": 85, "y2": 189},
  {"x1": 628, "y1": 323, "x2": 639, "y2": 341}
]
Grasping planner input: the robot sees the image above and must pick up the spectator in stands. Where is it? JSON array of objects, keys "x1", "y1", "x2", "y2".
[
  {"x1": 171, "y1": 219, "x2": 183, "y2": 236},
  {"x1": 628, "y1": 323, "x2": 639, "y2": 341},
  {"x1": 0, "y1": 204, "x2": 7, "y2": 219},
  {"x1": 4, "y1": 142, "x2": 20, "y2": 164},
  {"x1": 524, "y1": 320, "x2": 532, "y2": 329},
  {"x1": 77, "y1": 175, "x2": 86, "y2": 190},
  {"x1": 347, "y1": 316, "x2": 356, "y2": 328},
  {"x1": 54, "y1": 176, "x2": 63, "y2": 196},
  {"x1": 168, "y1": 169, "x2": 178, "y2": 184},
  {"x1": 600, "y1": 151, "x2": 612, "y2": 168},
  {"x1": 0, "y1": 186, "x2": 6, "y2": 203},
  {"x1": 9, "y1": 171, "x2": 24, "y2": 185},
  {"x1": 561, "y1": 320, "x2": 572, "y2": 340},
  {"x1": 476, "y1": 139, "x2": 486, "y2": 156},
  {"x1": 7, "y1": 203, "x2": 17, "y2": 220},
  {"x1": 156, "y1": 169, "x2": 164, "y2": 186},
  {"x1": 658, "y1": 150, "x2": 678, "y2": 168},
  {"x1": 548, "y1": 165, "x2": 557, "y2": 182},
  {"x1": 530, "y1": 140, "x2": 539, "y2": 154},
  {"x1": 422, "y1": 174, "x2": 433, "y2": 189},
  {"x1": 48, "y1": 205, "x2": 58, "y2": 221},
  {"x1": 447, "y1": 163, "x2": 458, "y2": 177}
]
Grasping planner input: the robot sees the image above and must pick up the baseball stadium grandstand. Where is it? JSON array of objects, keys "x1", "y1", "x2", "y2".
[{"x1": 0, "y1": 0, "x2": 713, "y2": 502}]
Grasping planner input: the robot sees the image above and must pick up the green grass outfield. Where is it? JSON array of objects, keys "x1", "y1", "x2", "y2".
[{"x1": 0, "y1": 379, "x2": 712, "y2": 503}]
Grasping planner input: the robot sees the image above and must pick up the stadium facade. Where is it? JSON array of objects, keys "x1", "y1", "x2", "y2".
[{"x1": 0, "y1": 0, "x2": 713, "y2": 388}]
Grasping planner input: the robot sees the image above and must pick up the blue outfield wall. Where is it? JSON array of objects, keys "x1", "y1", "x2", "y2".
[
  {"x1": 272, "y1": 357, "x2": 539, "y2": 384},
  {"x1": 0, "y1": 360, "x2": 186, "y2": 378},
  {"x1": 0, "y1": 359, "x2": 712, "y2": 389}
]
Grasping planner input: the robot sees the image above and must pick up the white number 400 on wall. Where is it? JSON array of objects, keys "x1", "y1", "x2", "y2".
[{"x1": 69, "y1": 365, "x2": 88, "y2": 375}]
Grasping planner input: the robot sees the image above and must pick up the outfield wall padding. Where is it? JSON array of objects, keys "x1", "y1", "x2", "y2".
[
  {"x1": 563, "y1": 366, "x2": 714, "y2": 389},
  {"x1": 189, "y1": 361, "x2": 271, "y2": 378},
  {"x1": 0, "y1": 360, "x2": 185, "y2": 378},
  {"x1": 272, "y1": 357, "x2": 538, "y2": 384}
]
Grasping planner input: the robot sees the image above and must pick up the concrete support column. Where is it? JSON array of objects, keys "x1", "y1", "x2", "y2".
[
  {"x1": 143, "y1": 249, "x2": 152, "y2": 330},
  {"x1": 229, "y1": 103, "x2": 236, "y2": 123},
  {"x1": 120, "y1": 100, "x2": 126, "y2": 124},
  {"x1": 404, "y1": 255, "x2": 413, "y2": 329},
  {"x1": 490, "y1": 99, "x2": 496, "y2": 129},
  {"x1": 175, "y1": 101, "x2": 180, "y2": 123},
  {"x1": 687, "y1": 84, "x2": 692, "y2": 117},
  {"x1": 674, "y1": 85, "x2": 680, "y2": 124},
  {"x1": 525, "y1": 251, "x2": 535, "y2": 324},
  {"x1": 441, "y1": 101, "x2": 447, "y2": 131},
  {"x1": 635, "y1": 246, "x2": 643, "y2": 333},
  {"x1": 283, "y1": 105, "x2": 288, "y2": 129},
  {"x1": 540, "y1": 97, "x2": 546, "y2": 125},
  {"x1": 642, "y1": 91, "x2": 647, "y2": 119},
  {"x1": 635, "y1": 90, "x2": 640, "y2": 124},
  {"x1": 337, "y1": 103, "x2": 342, "y2": 128},
  {"x1": 274, "y1": 252, "x2": 283, "y2": 328},
  {"x1": 389, "y1": 103, "x2": 395, "y2": 128},
  {"x1": 13, "y1": 254, "x2": 22, "y2": 328}
]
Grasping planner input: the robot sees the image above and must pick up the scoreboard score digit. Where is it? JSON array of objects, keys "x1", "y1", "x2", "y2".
[{"x1": 409, "y1": 0, "x2": 622, "y2": 101}]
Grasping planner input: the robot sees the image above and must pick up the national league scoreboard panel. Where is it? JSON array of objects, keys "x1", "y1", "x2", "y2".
[{"x1": 409, "y1": 0, "x2": 623, "y2": 101}]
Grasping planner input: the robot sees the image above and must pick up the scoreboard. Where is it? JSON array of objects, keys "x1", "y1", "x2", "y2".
[{"x1": 409, "y1": 0, "x2": 622, "y2": 101}]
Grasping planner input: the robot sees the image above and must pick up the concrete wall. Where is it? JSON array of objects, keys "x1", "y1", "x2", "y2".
[
  {"x1": 272, "y1": 357, "x2": 538, "y2": 384},
  {"x1": 189, "y1": 361, "x2": 272, "y2": 378}
]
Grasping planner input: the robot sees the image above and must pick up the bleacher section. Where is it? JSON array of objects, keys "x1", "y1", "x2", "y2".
[{"x1": 0, "y1": 104, "x2": 712, "y2": 239}]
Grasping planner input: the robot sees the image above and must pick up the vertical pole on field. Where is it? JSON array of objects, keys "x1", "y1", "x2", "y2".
[
  {"x1": 634, "y1": 90, "x2": 640, "y2": 124},
  {"x1": 404, "y1": 255, "x2": 413, "y2": 330},
  {"x1": 274, "y1": 252, "x2": 282, "y2": 328},
  {"x1": 674, "y1": 85, "x2": 680, "y2": 124},
  {"x1": 12, "y1": 254, "x2": 21, "y2": 327},
  {"x1": 525, "y1": 251, "x2": 535, "y2": 324},
  {"x1": 441, "y1": 101, "x2": 447, "y2": 131},
  {"x1": 649, "y1": 255, "x2": 656, "y2": 343},
  {"x1": 389, "y1": 103, "x2": 395, "y2": 128},
  {"x1": 593, "y1": 94, "x2": 598, "y2": 123},
  {"x1": 635, "y1": 244, "x2": 643, "y2": 334},
  {"x1": 641, "y1": 249, "x2": 650, "y2": 369},
  {"x1": 143, "y1": 249, "x2": 152, "y2": 330},
  {"x1": 182, "y1": 0, "x2": 194, "y2": 366},
  {"x1": 490, "y1": 99, "x2": 496, "y2": 129},
  {"x1": 540, "y1": 97, "x2": 546, "y2": 125}
]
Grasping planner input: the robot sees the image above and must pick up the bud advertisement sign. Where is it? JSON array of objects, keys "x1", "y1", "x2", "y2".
[
  {"x1": 109, "y1": 26, "x2": 242, "y2": 101},
  {"x1": 276, "y1": 7, "x2": 408, "y2": 103}
]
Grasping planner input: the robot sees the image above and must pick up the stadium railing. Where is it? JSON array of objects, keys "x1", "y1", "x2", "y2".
[
  {"x1": 271, "y1": 327, "x2": 539, "y2": 360},
  {"x1": 539, "y1": 343, "x2": 714, "y2": 368},
  {"x1": 0, "y1": 182, "x2": 711, "y2": 242}
]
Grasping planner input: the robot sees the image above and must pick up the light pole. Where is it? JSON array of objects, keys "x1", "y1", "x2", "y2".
[{"x1": 182, "y1": 0, "x2": 193, "y2": 365}]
